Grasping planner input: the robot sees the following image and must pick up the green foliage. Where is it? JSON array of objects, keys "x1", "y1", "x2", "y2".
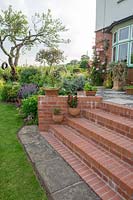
[
  {"x1": 84, "y1": 82, "x2": 97, "y2": 91},
  {"x1": 52, "y1": 107, "x2": 61, "y2": 115},
  {"x1": 20, "y1": 67, "x2": 42, "y2": 85},
  {"x1": 89, "y1": 66, "x2": 104, "y2": 86},
  {"x1": 67, "y1": 95, "x2": 78, "y2": 108},
  {"x1": 103, "y1": 72, "x2": 113, "y2": 89},
  {"x1": 126, "y1": 85, "x2": 133, "y2": 89},
  {"x1": 1, "y1": 83, "x2": 20, "y2": 102},
  {"x1": 80, "y1": 60, "x2": 88, "y2": 69},
  {"x1": 36, "y1": 48, "x2": 65, "y2": 66},
  {"x1": 21, "y1": 95, "x2": 38, "y2": 122}
]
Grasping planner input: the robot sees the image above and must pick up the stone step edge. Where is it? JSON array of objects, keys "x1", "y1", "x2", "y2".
[
  {"x1": 49, "y1": 125, "x2": 132, "y2": 200},
  {"x1": 41, "y1": 131, "x2": 123, "y2": 200},
  {"x1": 66, "y1": 117, "x2": 133, "y2": 165},
  {"x1": 83, "y1": 109, "x2": 133, "y2": 139}
]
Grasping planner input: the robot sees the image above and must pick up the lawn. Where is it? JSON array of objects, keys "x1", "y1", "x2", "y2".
[{"x1": 0, "y1": 103, "x2": 47, "y2": 200}]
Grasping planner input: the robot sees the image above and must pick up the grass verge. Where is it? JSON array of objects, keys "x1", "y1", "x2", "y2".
[{"x1": 0, "y1": 103, "x2": 47, "y2": 200}]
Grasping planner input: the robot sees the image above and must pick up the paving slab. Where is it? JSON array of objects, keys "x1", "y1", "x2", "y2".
[
  {"x1": 18, "y1": 126, "x2": 100, "y2": 200},
  {"x1": 51, "y1": 182, "x2": 100, "y2": 200}
]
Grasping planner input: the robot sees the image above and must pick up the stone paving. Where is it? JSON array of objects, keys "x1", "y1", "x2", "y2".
[
  {"x1": 18, "y1": 126, "x2": 100, "y2": 200},
  {"x1": 97, "y1": 88, "x2": 133, "y2": 107}
]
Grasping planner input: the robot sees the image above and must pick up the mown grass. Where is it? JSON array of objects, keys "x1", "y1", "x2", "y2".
[{"x1": 0, "y1": 103, "x2": 47, "y2": 200}]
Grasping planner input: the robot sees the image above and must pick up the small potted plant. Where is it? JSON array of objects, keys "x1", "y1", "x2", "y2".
[
  {"x1": 84, "y1": 82, "x2": 97, "y2": 96},
  {"x1": 52, "y1": 107, "x2": 64, "y2": 123},
  {"x1": 125, "y1": 85, "x2": 133, "y2": 95},
  {"x1": 67, "y1": 94, "x2": 80, "y2": 116}
]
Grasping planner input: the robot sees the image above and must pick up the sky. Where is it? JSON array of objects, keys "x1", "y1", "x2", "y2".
[{"x1": 0, "y1": 0, "x2": 96, "y2": 65}]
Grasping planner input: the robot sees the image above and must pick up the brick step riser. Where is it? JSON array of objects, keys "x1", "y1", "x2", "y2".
[
  {"x1": 99, "y1": 102, "x2": 133, "y2": 120},
  {"x1": 50, "y1": 128, "x2": 132, "y2": 200},
  {"x1": 83, "y1": 111, "x2": 133, "y2": 139},
  {"x1": 67, "y1": 118, "x2": 133, "y2": 166}
]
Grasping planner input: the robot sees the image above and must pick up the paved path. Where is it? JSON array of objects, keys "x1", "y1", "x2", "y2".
[
  {"x1": 18, "y1": 126, "x2": 100, "y2": 200},
  {"x1": 97, "y1": 88, "x2": 133, "y2": 107}
]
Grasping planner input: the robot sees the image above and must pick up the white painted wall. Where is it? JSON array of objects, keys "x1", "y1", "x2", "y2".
[{"x1": 96, "y1": 0, "x2": 133, "y2": 31}]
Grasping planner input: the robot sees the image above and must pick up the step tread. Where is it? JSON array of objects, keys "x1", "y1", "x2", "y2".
[
  {"x1": 50, "y1": 125, "x2": 133, "y2": 192},
  {"x1": 67, "y1": 117, "x2": 133, "y2": 154},
  {"x1": 85, "y1": 109, "x2": 133, "y2": 128},
  {"x1": 41, "y1": 131, "x2": 123, "y2": 200}
]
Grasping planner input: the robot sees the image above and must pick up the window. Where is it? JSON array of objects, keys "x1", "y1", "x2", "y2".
[
  {"x1": 131, "y1": 42, "x2": 133, "y2": 64},
  {"x1": 112, "y1": 24, "x2": 133, "y2": 67},
  {"x1": 118, "y1": 43, "x2": 128, "y2": 62},
  {"x1": 113, "y1": 47, "x2": 116, "y2": 62},
  {"x1": 119, "y1": 27, "x2": 129, "y2": 41}
]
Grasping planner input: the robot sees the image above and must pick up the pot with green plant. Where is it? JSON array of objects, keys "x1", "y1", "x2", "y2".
[
  {"x1": 125, "y1": 85, "x2": 133, "y2": 95},
  {"x1": 67, "y1": 94, "x2": 80, "y2": 116},
  {"x1": 44, "y1": 66, "x2": 64, "y2": 96},
  {"x1": 52, "y1": 107, "x2": 64, "y2": 123},
  {"x1": 84, "y1": 82, "x2": 97, "y2": 96}
]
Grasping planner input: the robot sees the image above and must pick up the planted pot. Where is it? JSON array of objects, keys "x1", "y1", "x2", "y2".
[
  {"x1": 52, "y1": 114, "x2": 64, "y2": 123},
  {"x1": 68, "y1": 107, "x2": 80, "y2": 117},
  {"x1": 126, "y1": 88, "x2": 133, "y2": 95},
  {"x1": 44, "y1": 88, "x2": 59, "y2": 96},
  {"x1": 85, "y1": 91, "x2": 96, "y2": 96}
]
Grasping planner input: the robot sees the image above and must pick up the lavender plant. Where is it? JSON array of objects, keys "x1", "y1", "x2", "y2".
[{"x1": 18, "y1": 84, "x2": 38, "y2": 99}]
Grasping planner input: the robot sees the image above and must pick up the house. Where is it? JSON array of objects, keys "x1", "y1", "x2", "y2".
[{"x1": 95, "y1": 0, "x2": 133, "y2": 83}]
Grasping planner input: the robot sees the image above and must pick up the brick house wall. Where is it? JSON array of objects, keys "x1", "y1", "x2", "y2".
[{"x1": 95, "y1": 30, "x2": 112, "y2": 65}]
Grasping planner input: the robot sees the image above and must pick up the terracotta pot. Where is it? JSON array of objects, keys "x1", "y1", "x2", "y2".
[
  {"x1": 126, "y1": 88, "x2": 133, "y2": 95},
  {"x1": 85, "y1": 91, "x2": 96, "y2": 96},
  {"x1": 52, "y1": 114, "x2": 64, "y2": 123},
  {"x1": 44, "y1": 88, "x2": 59, "y2": 96},
  {"x1": 68, "y1": 107, "x2": 80, "y2": 117}
]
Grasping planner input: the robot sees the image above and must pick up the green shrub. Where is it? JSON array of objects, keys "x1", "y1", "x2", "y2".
[
  {"x1": 1, "y1": 83, "x2": 20, "y2": 102},
  {"x1": 21, "y1": 95, "x2": 38, "y2": 123},
  {"x1": 20, "y1": 67, "x2": 42, "y2": 86},
  {"x1": 84, "y1": 82, "x2": 97, "y2": 91}
]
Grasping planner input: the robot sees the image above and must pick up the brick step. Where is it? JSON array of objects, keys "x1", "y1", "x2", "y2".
[
  {"x1": 49, "y1": 125, "x2": 133, "y2": 200},
  {"x1": 100, "y1": 102, "x2": 133, "y2": 120},
  {"x1": 41, "y1": 131, "x2": 123, "y2": 200},
  {"x1": 66, "y1": 117, "x2": 133, "y2": 165},
  {"x1": 83, "y1": 109, "x2": 133, "y2": 139}
]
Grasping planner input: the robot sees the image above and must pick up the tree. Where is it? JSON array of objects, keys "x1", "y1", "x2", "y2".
[
  {"x1": 36, "y1": 48, "x2": 65, "y2": 66},
  {"x1": 80, "y1": 54, "x2": 90, "y2": 69},
  {"x1": 0, "y1": 6, "x2": 69, "y2": 79}
]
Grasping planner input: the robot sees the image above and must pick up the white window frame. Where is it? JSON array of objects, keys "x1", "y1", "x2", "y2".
[
  {"x1": 118, "y1": 26, "x2": 130, "y2": 42},
  {"x1": 113, "y1": 32, "x2": 117, "y2": 45}
]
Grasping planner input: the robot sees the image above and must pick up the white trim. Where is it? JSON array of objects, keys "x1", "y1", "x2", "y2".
[{"x1": 113, "y1": 32, "x2": 117, "y2": 45}]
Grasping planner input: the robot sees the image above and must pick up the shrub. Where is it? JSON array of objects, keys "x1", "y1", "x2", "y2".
[
  {"x1": 89, "y1": 66, "x2": 104, "y2": 86},
  {"x1": 84, "y1": 83, "x2": 97, "y2": 91},
  {"x1": 21, "y1": 95, "x2": 38, "y2": 123},
  {"x1": 18, "y1": 84, "x2": 38, "y2": 99},
  {"x1": 20, "y1": 67, "x2": 42, "y2": 85},
  {"x1": 1, "y1": 83, "x2": 20, "y2": 102}
]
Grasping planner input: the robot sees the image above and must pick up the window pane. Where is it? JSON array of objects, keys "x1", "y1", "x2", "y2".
[
  {"x1": 119, "y1": 27, "x2": 129, "y2": 41},
  {"x1": 132, "y1": 26, "x2": 133, "y2": 38},
  {"x1": 113, "y1": 47, "x2": 116, "y2": 61},
  {"x1": 113, "y1": 32, "x2": 117, "y2": 43},
  {"x1": 131, "y1": 42, "x2": 133, "y2": 64},
  {"x1": 118, "y1": 43, "x2": 128, "y2": 62}
]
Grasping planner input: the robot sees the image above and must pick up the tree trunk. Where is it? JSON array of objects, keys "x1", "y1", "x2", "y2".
[{"x1": 8, "y1": 57, "x2": 17, "y2": 81}]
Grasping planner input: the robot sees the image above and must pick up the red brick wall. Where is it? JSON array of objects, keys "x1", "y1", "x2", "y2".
[
  {"x1": 38, "y1": 95, "x2": 103, "y2": 131},
  {"x1": 95, "y1": 30, "x2": 112, "y2": 64}
]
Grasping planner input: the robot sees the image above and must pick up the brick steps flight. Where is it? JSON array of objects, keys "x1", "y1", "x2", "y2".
[
  {"x1": 49, "y1": 125, "x2": 133, "y2": 200},
  {"x1": 41, "y1": 131, "x2": 123, "y2": 200},
  {"x1": 66, "y1": 117, "x2": 133, "y2": 165},
  {"x1": 83, "y1": 109, "x2": 133, "y2": 139}
]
